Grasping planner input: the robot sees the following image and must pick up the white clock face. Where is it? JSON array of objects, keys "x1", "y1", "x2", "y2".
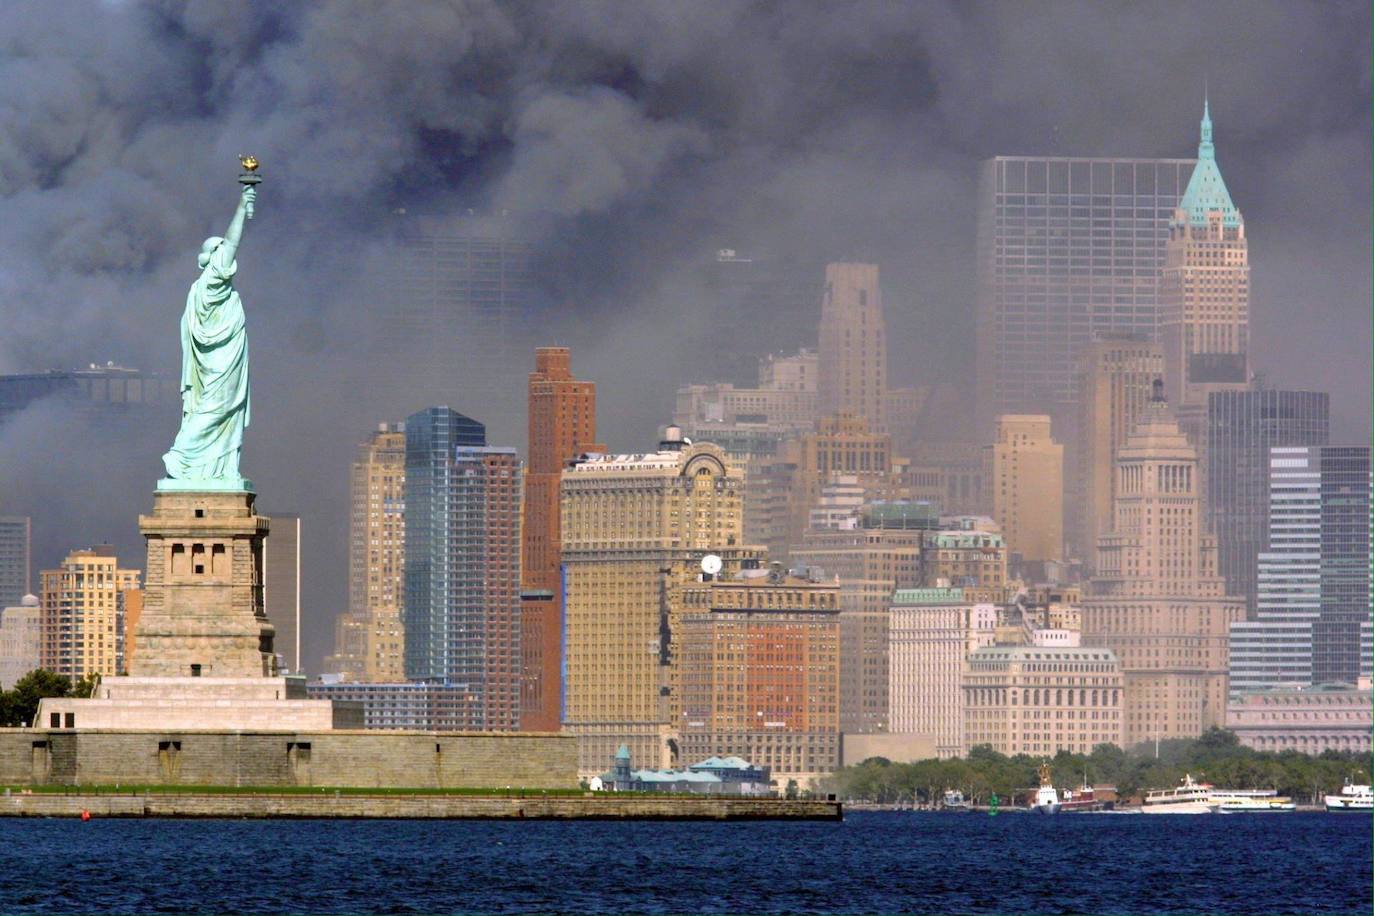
[{"x1": 701, "y1": 554, "x2": 723, "y2": 576}]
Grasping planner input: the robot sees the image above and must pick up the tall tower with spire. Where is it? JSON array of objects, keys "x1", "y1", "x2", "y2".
[{"x1": 1160, "y1": 97, "x2": 1250, "y2": 427}]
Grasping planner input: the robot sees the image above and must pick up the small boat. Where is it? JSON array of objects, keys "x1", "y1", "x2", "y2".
[
  {"x1": 1060, "y1": 783, "x2": 1115, "y2": 813},
  {"x1": 1142, "y1": 774, "x2": 1218, "y2": 815},
  {"x1": 1211, "y1": 788, "x2": 1295, "y2": 813},
  {"x1": 1324, "y1": 778, "x2": 1373, "y2": 813},
  {"x1": 1031, "y1": 762, "x2": 1061, "y2": 814},
  {"x1": 942, "y1": 788, "x2": 971, "y2": 812}
]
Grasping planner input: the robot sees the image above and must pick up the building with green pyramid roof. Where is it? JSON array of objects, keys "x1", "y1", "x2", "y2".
[{"x1": 1162, "y1": 97, "x2": 1251, "y2": 424}]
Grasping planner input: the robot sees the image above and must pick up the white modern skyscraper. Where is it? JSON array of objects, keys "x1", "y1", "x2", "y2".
[{"x1": 1229, "y1": 446, "x2": 1374, "y2": 693}]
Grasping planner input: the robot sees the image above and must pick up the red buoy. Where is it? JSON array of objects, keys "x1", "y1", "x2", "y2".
[{"x1": 81, "y1": 810, "x2": 91, "y2": 822}]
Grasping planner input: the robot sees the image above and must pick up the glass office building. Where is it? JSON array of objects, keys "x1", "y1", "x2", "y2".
[
  {"x1": 1206, "y1": 389, "x2": 1330, "y2": 611},
  {"x1": 1313, "y1": 447, "x2": 1373, "y2": 685},
  {"x1": 0, "y1": 516, "x2": 30, "y2": 610},
  {"x1": 974, "y1": 157, "x2": 1195, "y2": 437},
  {"x1": 403, "y1": 406, "x2": 486, "y2": 683},
  {"x1": 1229, "y1": 446, "x2": 1372, "y2": 692}
]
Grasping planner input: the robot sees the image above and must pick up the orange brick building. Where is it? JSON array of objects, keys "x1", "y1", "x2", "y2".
[{"x1": 520, "y1": 347, "x2": 602, "y2": 731}]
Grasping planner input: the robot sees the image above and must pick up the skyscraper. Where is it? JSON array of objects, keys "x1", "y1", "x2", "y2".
[
  {"x1": 1229, "y1": 447, "x2": 1373, "y2": 692},
  {"x1": 1073, "y1": 336, "x2": 1165, "y2": 568},
  {"x1": 985, "y1": 415, "x2": 1064, "y2": 565},
  {"x1": 817, "y1": 262, "x2": 887, "y2": 431},
  {"x1": 263, "y1": 513, "x2": 302, "y2": 674},
  {"x1": 452, "y1": 446, "x2": 524, "y2": 731},
  {"x1": 0, "y1": 516, "x2": 31, "y2": 611},
  {"x1": 560, "y1": 430, "x2": 756, "y2": 772},
  {"x1": 346, "y1": 423, "x2": 407, "y2": 682},
  {"x1": 1161, "y1": 100, "x2": 1250, "y2": 422},
  {"x1": 402, "y1": 406, "x2": 523, "y2": 731},
  {"x1": 1081, "y1": 384, "x2": 1244, "y2": 745},
  {"x1": 1205, "y1": 390, "x2": 1330, "y2": 609},
  {"x1": 40, "y1": 546, "x2": 140, "y2": 680},
  {"x1": 403, "y1": 406, "x2": 486, "y2": 683},
  {"x1": 974, "y1": 157, "x2": 1194, "y2": 437},
  {"x1": 1313, "y1": 448, "x2": 1372, "y2": 686},
  {"x1": 521, "y1": 347, "x2": 602, "y2": 732}
]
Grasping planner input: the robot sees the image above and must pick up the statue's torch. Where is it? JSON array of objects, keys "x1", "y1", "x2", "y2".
[{"x1": 238, "y1": 155, "x2": 261, "y2": 219}]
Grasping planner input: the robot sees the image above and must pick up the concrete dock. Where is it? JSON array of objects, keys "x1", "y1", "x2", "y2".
[{"x1": 0, "y1": 791, "x2": 842, "y2": 820}]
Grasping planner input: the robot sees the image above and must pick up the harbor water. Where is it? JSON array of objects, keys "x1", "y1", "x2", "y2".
[{"x1": 1, "y1": 811, "x2": 1368, "y2": 914}]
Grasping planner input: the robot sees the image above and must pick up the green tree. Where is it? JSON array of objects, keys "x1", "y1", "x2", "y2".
[{"x1": 0, "y1": 669, "x2": 74, "y2": 727}]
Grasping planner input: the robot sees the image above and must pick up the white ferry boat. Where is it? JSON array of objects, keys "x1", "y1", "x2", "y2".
[
  {"x1": 1324, "y1": 779, "x2": 1373, "y2": 813},
  {"x1": 942, "y1": 789, "x2": 971, "y2": 812},
  {"x1": 1030, "y1": 762, "x2": 1061, "y2": 814},
  {"x1": 1210, "y1": 788, "x2": 1295, "y2": 813},
  {"x1": 1142, "y1": 774, "x2": 1218, "y2": 814}
]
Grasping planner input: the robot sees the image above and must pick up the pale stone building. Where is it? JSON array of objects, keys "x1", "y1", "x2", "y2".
[
  {"x1": 560, "y1": 430, "x2": 761, "y2": 773},
  {"x1": 985, "y1": 415, "x2": 1063, "y2": 565},
  {"x1": 677, "y1": 350, "x2": 817, "y2": 478},
  {"x1": 920, "y1": 526, "x2": 1008, "y2": 590},
  {"x1": 678, "y1": 576, "x2": 841, "y2": 785},
  {"x1": 884, "y1": 385, "x2": 931, "y2": 456},
  {"x1": 742, "y1": 414, "x2": 895, "y2": 565},
  {"x1": 962, "y1": 642, "x2": 1124, "y2": 756},
  {"x1": 40, "y1": 547, "x2": 140, "y2": 679},
  {"x1": 818, "y1": 262, "x2": 887, "y2": 432},
  {"x1": 791, "y1": 503, "x2": 935, "y2": 735},
  {"x1": 1226, "y1": 681, "x2": 1373, "y2": 754},
  {"x1": 1073, "y1": 336, "x2": 1165, "y2": 569},
  {"x1": 345, "y1": 423, "x2": 407, "y2": 682},
  {"x1": 889, "y1": 587, "x2": 998, "y2": 757},
  {"x1": 903, "y1": 443, "x2": 986, "y2": 516},
  {"x1": 1081, "y1": 386, "x2": 1244, "y2": 746},
  {"x1": 758, "y1": 348, "x2": 818, "y2": 392},
  {"x1": 0, "y1": 594, "x2": 41, "y2": 689},
  {"x1": 674, "y1": 383, "x2": 818, "y2": 433}
]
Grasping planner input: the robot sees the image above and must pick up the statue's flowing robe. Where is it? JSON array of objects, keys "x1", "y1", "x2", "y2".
[{"x1": 162, "y1": 244, "x2": 250, "y2": 480}]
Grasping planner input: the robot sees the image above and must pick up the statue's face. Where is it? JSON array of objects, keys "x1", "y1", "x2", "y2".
[{"x1": 197, "y1": 236, "x2": 224, "y2": 269}]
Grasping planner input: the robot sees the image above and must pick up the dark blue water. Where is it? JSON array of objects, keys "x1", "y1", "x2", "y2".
[{"x1": 1, "y1": 812, "x2": 1368, "y2": 914}]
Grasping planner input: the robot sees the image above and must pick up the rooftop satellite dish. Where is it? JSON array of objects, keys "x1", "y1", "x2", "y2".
[{"x1": 701, "y1": 554, "x2": 723, "y2": 576}]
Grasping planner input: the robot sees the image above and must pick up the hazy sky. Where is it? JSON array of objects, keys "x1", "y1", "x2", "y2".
[{"x1": 1, "y1": 1, "x2": 1369, "y2": 672}]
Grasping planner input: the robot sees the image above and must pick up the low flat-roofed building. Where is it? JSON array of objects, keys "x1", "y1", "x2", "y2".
[
  {"x1": 307, "y1": 680, "x2": 482, "y2": 731},
  {"x1": 963, "y1": 644, "x2": 1123, "y2": 756},
  {"x1": 1225, "y1": 681, "x2": 1372, "y2": 755}
]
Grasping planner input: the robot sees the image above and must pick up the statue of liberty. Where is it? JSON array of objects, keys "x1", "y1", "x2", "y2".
[{"x1": 161, "y1": 159, "x2": 260, "y2": 490}]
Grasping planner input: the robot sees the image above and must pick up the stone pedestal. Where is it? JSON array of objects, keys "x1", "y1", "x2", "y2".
[
  {"x1": 35, "y1": 676, "x2": 361, "y2": 731},
  {"x1": 132, "y1": 490, "x2": 276, "y2": 678}
]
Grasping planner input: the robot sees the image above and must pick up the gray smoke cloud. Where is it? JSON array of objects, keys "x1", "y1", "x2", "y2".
[{"x1": 0, "y1": 1, "x2": 1368, "y2": 671}]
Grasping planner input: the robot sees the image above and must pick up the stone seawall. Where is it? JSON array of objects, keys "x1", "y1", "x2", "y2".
[
  {"x1": 0, "y1": 728, "x2": 578, "y2": 790},
  {"x1": 0, "y1": 793, "x2": 841, "y2": 820}
]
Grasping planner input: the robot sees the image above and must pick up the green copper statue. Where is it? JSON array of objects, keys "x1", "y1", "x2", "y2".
[{"x1": 160, "y1": 158, "x2": 261, "y2": 492}]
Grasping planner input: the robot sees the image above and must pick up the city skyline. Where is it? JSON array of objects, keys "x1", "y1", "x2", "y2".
[{"x1": 0, "y1": 5, "x2": 1368, "y2": 679}]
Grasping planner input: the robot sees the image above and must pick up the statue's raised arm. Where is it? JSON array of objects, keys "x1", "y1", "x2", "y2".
[
  {"x1": 217, "y1": 184, "x2": 256, "y2": 265},
  {"x1": 159, "y1": 160, "x2": 262, "y2": 493}
]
